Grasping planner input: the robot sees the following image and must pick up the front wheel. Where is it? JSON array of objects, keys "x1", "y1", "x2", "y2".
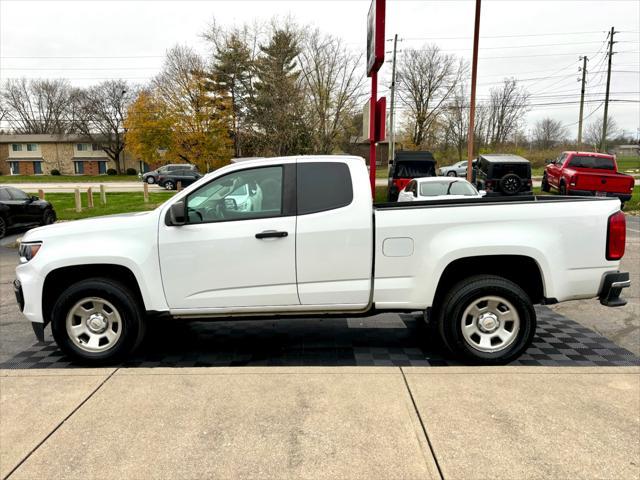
[
  {"x1": 51, "y1": 278, "x2": 146, "y2": 365},
  {"x1": 146, "y1": 176, "x2": 156, "y2": 184},
  {"x1": 41, "y1": 209, "x2": 56, "y2": 226},
  {"x1": 435, "y1": 275, "x2": 536, "y2": 364},
  {"x1": 447, "y1": 171, "x2": 457, "y2": 177}
]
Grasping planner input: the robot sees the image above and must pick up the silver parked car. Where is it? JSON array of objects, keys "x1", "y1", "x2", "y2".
[{"x1": 439, "y1": 160, "x2": 474, "y2": 177}]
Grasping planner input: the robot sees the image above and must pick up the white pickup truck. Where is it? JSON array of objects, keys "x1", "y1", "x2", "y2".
[{"x1": 14, "y1": 156, "x2": 630, "y2": 365}]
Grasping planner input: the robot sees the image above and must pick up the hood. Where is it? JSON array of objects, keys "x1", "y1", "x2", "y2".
[{"x1": 21, "y1": 210, "x2": 157, "y2": 242}]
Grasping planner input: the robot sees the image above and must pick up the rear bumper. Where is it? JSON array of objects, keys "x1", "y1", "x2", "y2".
[
  {"x1": 569, "y1": 189, "x2": 632, "y2": 202},
  {"x1": 599, "y1": 271, "x2": 630, "y2": 307}
]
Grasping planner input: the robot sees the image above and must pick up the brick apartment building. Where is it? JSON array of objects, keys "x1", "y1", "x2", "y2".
[{"x1": 0, "y1": 134, "x2": 142, "y2": 176}]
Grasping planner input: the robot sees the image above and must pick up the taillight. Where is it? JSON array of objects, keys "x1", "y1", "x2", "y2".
[
  {"x1": 606, "y1": 211, "x2": 626, "y2": 260},
  {"x1": 570, "y1": 175, "x2": 578, "y2": 186}
]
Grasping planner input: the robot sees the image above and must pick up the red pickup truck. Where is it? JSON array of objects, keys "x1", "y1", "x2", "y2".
[{"x1": 542, "y1": 151, "x2": 634, "y2": 207}]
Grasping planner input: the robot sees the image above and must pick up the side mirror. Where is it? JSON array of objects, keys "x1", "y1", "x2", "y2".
[
  {"x1": 479, "y1": 190, "x2": 487, "y2": 197},
  {"x1": 166, "y1": 200, "x2": 186, "y2": 226},
  {"x1": 30, "y1": 196, "x2": 39, "y2": 202}
]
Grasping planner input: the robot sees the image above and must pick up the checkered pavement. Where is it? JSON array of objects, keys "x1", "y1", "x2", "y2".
[{"x1": 1, "y1": 306, "x2": 637, "y2": 369}]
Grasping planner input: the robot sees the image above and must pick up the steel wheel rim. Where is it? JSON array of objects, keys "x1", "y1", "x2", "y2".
[
  {"x1": 460, "y1": 295, "x2": 520, "y2": 353},
  {"x1": 66, "y1": 297, "x2": 123, "y2": 353}
]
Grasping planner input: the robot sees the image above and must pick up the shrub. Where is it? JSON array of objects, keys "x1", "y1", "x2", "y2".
[
  {"x1": 107, "y1": 168, "x2": 117, "y2": 176},
  {"x1": 125, "y1": 167, "x2": 137, "y2": 175},
  {"x1": 51, "y1": 169, "x2": 61, "y2": 176}
]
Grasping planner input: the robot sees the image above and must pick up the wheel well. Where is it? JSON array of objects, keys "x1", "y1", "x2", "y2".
[
  {"x1": 433, "y1": 255, "x2": 545, "y2": 308},
  {"x1": 42, "y1": 264, "x2": 144, "y2": 323}
]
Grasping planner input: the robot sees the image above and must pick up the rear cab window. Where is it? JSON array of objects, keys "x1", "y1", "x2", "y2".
[
  {"x1": 568, "y1": 156, "x2": 615, "y2": 170},
  {"x1": 297, "y1": 162, "x2": 353, "y2": 214}
]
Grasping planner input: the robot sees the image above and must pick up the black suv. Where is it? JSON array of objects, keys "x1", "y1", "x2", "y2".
[
  {"x1": 158, "y1": 167, "x2": 202, "y2": 190},
  {"x1": 387, "y1": 151, "x2": 437, "y2": 202},
  {"x1": 142, "y1": 164, "x2": 199, "y2": 185},
  {"x1": 473, "y1": 154, "x2": 532, "y2": 196}
]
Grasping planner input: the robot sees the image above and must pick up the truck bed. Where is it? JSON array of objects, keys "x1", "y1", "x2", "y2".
[{"x1": 374, "y1": 194, "x2": 616, "y2": 210}]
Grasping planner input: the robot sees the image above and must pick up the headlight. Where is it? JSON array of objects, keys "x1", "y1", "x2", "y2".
[{"x1": 19, "y1": 242, "x2": 42, "y2": 263}]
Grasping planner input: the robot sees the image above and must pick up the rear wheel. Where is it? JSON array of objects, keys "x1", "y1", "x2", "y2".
[
  {"x1": 435, "y1": 275, "x2": 536, "y2": 364},
  {"x1": 51, "y1": 278, "x2": 145, "y2": 365},
  {"x1": 163, "y1": 180, "x2": 175, "y2": 190}
]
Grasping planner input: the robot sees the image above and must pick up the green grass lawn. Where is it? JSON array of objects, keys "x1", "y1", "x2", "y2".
[
  {"x1": 33, "y1": 191, "x2": 176, "y2": 221},
  {"x1": 616, "y1": 156, "x2": 640, "y2": 173},
  {"x1": 1, "y1": 175, "x2": 139, "y2": 183}
]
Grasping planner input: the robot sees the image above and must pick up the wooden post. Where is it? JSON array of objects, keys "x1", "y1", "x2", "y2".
[
  {"x1": 38, "y1": 189, "x2": 45, "y2": 200},
  {"x1": 143, "y1": 182, "x2": 149, "y2": 203},
  {"x1": 87, "y1": 187, "x2": 94, "y2": 208},
  {"x1": 177, "y1": 181, "x2": 182, "y2": 192},
  {"x1": 100, "y1": 184, "x2": 106, "y2": 205},
  {"x1": 74, "y1": 188, "x2": 82, "y2": 213}
]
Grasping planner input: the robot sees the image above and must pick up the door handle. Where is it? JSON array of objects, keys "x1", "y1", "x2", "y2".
[{"x1": 255, "y1": 230, "x2": 288, "y2": 239}]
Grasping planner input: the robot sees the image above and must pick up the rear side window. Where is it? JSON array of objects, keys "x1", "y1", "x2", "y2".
[
  {"x1": 568, "y1": 156, "x2": 615, "y2": 170},
  {"x1": 297, "y1": 162, "x2": 353, "y2": 214}
]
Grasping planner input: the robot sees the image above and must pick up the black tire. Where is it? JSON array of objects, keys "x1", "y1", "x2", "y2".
[
  {"x1": 0, "y1": 216, "x2": 6, "y2": 239},
  {"x1": 559, "y1": 182, "x2": 567, "y2": 196},
  {"x1": 541, "y1": 174, "x2": 550, "y2": 192},
  {"x1": 51, "y1": 278, "x2": 146, "y2": 365},
  {"x1": 41, "y1": 209, "x2": 56, "y2": 226},
  {"x1": 435, "y1": 275, "x2": 536, "y2": 365},
  {"x1": 164, "y1": 181, "x2": 175, "y2": 190},
  {"x1": 499, "y1": 174, "x2": 522, "y2": 195},
  {"x1": 146, "y1": 176, "x2": 156, "y2": 184},
  {"x1": 447, "y1": 171, "x2": 457, "y2": 177}
]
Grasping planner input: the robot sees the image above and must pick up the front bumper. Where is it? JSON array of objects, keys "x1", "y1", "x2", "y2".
[
  {"x1": 569, "y1": 189, "x2": 632, "y2": 202},
  {"x1": 599, "y1": 271, "x2": 630, "y2": 307}
]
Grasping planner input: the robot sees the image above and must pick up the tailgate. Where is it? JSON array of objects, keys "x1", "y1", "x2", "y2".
[{"x1": 574, "y1": 171, "x2": 633, "y2": 193}]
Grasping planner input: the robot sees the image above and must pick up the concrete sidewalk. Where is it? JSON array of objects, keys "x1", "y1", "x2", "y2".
[{"x1": 1, "y1": 367, "x2": 638, "y2": 480}]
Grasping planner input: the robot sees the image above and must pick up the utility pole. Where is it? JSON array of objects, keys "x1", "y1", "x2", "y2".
[
  {"x1": 466, "y1": 0, "x2": 481, "y2": 182},
  {"x1": 388, "y1": 34, "x2": 398, "y2": 179},
  {"x1": 601, "y1": 26, "x2": 615, "y2": 152},
  {"x1": 577, "y1": 55, "x2": 588, "y2": 147}
]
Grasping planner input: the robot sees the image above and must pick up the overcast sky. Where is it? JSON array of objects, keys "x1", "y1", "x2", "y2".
[{"x1": 1, "y1": 0, "x2": 638, "y2": 139}]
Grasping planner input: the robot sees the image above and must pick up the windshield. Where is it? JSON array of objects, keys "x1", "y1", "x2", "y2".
[
  {"x1": 568, "y1": 155, "x2": 615, "y2": 170},
  {"x1": 420, "y1": 181, "x2": 477, "y2": 197}
]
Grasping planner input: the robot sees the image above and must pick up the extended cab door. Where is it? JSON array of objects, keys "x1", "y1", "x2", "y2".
[
  {"x1": 158, "y1": 163, "x2": 299, "y2": 310},
  {"x1": 295, "y1": 159, "x2": 373, "y2": 307}
]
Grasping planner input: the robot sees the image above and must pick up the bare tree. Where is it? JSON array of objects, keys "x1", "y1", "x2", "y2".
[
  {"x1": 443, "y1": 86, "x2": 469, "y2": 161},
  {"x1": 486, "y1": 79, "x2": 530, "y2": 146},
  {"x1": 298, "y1": 30, "x2": 364, "y2": 154},
  {"x1": 1, "y1": 78, "x2": 75, "y2": 133},
  {"x1": 532, "y1": 117, "x2": 568, "y2": 150},
  {"x1": 72, "y1": 80, "x2": 134, "y2": 173},
  {"x1": 397, "y1": 45, "x2": 466, "y2": 148},
  {"x1": 584, "y1": 116, "x2": 619, "y2": 151}
]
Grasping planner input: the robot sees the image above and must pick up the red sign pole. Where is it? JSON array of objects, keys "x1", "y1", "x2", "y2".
[{"x1": 369, "y1": 71, "x2": 377, "y2": 197}]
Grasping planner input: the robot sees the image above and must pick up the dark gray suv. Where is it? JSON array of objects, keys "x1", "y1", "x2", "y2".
[{"x1": 141, "y1": 164, "x2": 198, "y2": 184}]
